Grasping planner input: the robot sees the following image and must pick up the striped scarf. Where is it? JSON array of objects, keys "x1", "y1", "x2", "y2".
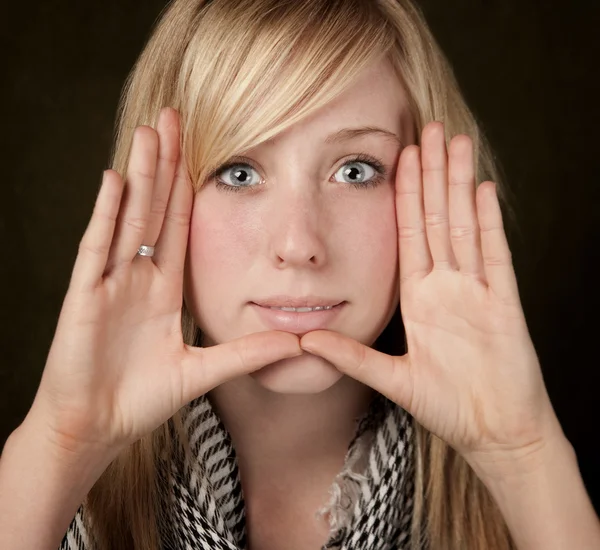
[{"x1": 60, "y1": 391, "x2": 416, "y2": 549}]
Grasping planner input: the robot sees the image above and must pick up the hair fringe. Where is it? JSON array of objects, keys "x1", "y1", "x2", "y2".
[{"x1": 85, "y1": 1, "x2": 519, "y2": 548}]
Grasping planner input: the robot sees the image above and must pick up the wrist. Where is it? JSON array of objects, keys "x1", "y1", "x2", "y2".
[
  {"x1": 468, "y1": 435, "x2": 600, "y2": 550},
  {"x1": 471, "y1": 430, "x2": 575, "y2": 493},
  {"x1": 3, "y1": 416, "x2": 112, "y2": 501},
  {"x1": 15, "y1": 406, "x2": 118, "y2": 486},
  {"x1": 0, "y1": 418, "x2": 112, "y2": 550},
  {"x1": 464, "y1": 406, "x2": 569, "y2": 485}
]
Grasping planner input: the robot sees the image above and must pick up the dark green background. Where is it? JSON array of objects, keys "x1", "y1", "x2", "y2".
[{"x1": 1, "y1": 0, "x2": 598, "y2": 513}]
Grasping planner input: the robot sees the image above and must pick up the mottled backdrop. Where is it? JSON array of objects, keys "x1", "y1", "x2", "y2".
[{"x1": 1, "y1": 0, "x2": 598, "y2": 513}]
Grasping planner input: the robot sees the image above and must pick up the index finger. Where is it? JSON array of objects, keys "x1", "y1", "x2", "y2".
[
  {"x1": 396, "y1": 144, "x2": 432, "y2": 283},
  {"x1": 152, "y1": 140, "x2": 193, "y2": 275}
]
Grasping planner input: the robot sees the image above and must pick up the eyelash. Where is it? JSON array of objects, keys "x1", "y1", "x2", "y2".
[{"x1": 209, "y1": 153, "x2": 388, "y2": 194}]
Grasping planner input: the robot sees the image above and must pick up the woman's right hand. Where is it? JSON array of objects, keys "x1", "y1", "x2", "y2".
[{"x1": 26, "y1": 107, "x2": 302, "y2": 465}]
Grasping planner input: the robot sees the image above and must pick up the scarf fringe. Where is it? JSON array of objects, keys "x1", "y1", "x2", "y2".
[{"x1": 316, "y1": 425, "x2": 375, "y2": 539}]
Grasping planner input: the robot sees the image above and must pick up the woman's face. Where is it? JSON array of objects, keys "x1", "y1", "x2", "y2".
[{"x1": 184, "y1": 59, "x2": 414, "y2": 394}]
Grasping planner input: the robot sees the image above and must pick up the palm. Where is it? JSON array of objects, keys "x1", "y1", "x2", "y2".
[
  {"x1": 397, "y1": 268, "x2": 544, "y2": 457},
  {"x1": 42, "y1": 247, "x2": 186, "y2": 451},
  {"x1": 300, "y1": 122, "x2": 558, "y2": 460},
  {"x1": 34, "y1": 108, "x2": 302, "y2": 457},
  {"x1": 90, "y1": 265, "x2": 185, "y2": 439}
]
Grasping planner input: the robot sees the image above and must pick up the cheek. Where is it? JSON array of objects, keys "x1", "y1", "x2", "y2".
[
  {"x1": 183, "y1": 185, "x2": 399, "y2": 333},
  {"x1": 184, "y1": 192, "x2": 257, "y2": 331},
  {"x1": 337, "y1": 187, "x2": 398, "y2": 283},
  {"x1": 332, "y1": 186, "x2": 399, "y2": 346},
  {"x1": 187, "y1": 193, "x2": 254, "y2": 276}
]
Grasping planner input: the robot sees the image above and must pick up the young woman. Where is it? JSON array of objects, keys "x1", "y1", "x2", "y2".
[{"x1": 1, "y1": 0, "x2": 598, "y2": 549}]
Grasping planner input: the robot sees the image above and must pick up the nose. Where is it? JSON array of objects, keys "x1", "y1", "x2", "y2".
[{"x1": 268, "y1": 185, "x2": 327, "y2": 269}]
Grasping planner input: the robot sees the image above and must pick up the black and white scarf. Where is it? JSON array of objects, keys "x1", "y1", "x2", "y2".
[{"x1": 60, "y1": 391, "x2": 416, "y2": 549}]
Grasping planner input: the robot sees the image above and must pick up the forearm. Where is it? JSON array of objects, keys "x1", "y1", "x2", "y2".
[
  {"x1": 475, "y1": 434, "x2": 600, "y2": 550},
  {"x1": 0, "y1": 415, "x2": 111, "y2": 550}
]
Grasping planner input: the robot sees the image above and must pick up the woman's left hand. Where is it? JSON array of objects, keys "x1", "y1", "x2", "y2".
[{"x1": 300, "y1": 121, "x2": 564, "y2": 474}]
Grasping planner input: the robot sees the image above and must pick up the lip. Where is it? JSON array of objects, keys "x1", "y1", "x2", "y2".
[
  {"x1": 250, "y1": 301, "x2": 346, "y2": 334},
  {"x1": 252, "y1": 295, "x2": 343, "y2": 308}
]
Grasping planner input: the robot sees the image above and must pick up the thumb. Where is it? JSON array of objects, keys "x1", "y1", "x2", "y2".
[
  {"x1": 300, "y1": 330, "x2": 414, "y2": 412},
  {"x1": 180, "y1": 330, "x2": 302, "y2": 403}
]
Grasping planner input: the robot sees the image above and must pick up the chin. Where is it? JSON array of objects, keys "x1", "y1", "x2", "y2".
[{"x1": 250, "y1": 351, "x2": 344, "y2": 394}]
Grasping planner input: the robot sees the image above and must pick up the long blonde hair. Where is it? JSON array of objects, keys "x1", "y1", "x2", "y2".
[{"x1": 86, "y1": 0, "x2": 518, "y2": 548}]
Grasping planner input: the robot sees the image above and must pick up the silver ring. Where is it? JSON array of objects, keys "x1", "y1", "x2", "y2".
[{"x1": 137, "y1": 245, "x2": 155, "y2": 257}]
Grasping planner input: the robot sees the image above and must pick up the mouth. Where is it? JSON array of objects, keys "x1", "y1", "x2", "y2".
[
  {"x1": 249, "y1": 300, "x2": 346, "y2": 334},
  {"x1": 260, "y1": 305, "x2": 336, "y2": 312},
  {"x1": 252, "y1": 296, "x2": 343, "y2": 309}
]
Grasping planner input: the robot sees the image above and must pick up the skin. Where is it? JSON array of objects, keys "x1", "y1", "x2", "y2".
[
  {"x1": 2, "y1": 47, "x2": 596, "y2": 550},
  {"x1": 182, "y1": 52, "x2": 600, "y2": 548},
  {"x1": 182, "y1": 58, "x2": 415, "y2": 542}
]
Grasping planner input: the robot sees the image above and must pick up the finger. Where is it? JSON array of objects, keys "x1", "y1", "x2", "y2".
[
  {"x1": 153, "y1": 141, "x2": 193, "y2": 275},
  {"x1": 477, "y1": 182, "x2": 520, "y2": 304},
  {"x1": 299, "y1": 331, "x2": 414, "y2": 414},
  {"x1": 421, "y1": 122, "x2": 457, "y2": 270},
  {"x1": 71, "y1": 170, "x2": 124, "y2": 291},
  {"x1": 180, "y1": 331, "x2": 302, "y2": 403},
  {"x1": 447, "y1": 135, "x2": 485, "y2": 280},
  {"x1": 106, "y1": 126, "x2": 158, "y2": 270},
  {"x1": 397, "y1": 145, "x2": 432, "y2": 282},
  {"x1": 143, "y1": 108, "x2": 181, "y2": 247}
]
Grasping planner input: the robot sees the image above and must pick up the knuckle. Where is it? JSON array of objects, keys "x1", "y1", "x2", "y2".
[
  {"x1": 157, "y1": 152, "x2": 178, "y2": 167},
  {"x1": 449, "y1": 177, "x2": 472, "y2": 187},
  {"x1": 173, "y1": 171, "x2": 191, "y2": 190},
  {"x1": 233, "y1": 338, "x2": 250, "y2": 370},
  {"x1": 91, "y1": 207, "x2": 118, "y2": 225},
  {"x1": 422, "y1": 166, "x2": 445, "y2": 176},
  {"x1": 398, "y1": 225, "x2": 426, "y2": 240},
  {"x1": 449, "y1": 225, "x2": 476, "y2": 240},
  {"x1": 123, "y1": 216, "x2": 147, "y2": 233},
  {"x1": 164, "y1": 209, "x2": 191, "y2": 227},
  {"x1": 396, "y1": 188, "x2": 420, "y2": 197},
  {"x1": 482, "y1": 252, "x2": 511, "y2": 266},
  {"x1": 129, "y1": 167, "x2": 156, "y2": 181},
  {"x1": 353, "y1": 342, "x2": 369, "y2": 373},
  {"x1": 425, "y1": 212, "x2": 448, "y2": 227},
  {"x1": 155, "y1": 258, "x2": 183, "y2": 276},
  {"x1": 480, "y1": 224, "x2": 502, "y2": 234},
  {"x1": 150, "y1": 196, "x2": 169, "y2": 218},
  {"x1": 78, "y1": 239, "x2": 109, "y2": 257}
]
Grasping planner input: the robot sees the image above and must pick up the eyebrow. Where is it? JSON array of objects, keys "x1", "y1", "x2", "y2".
[{"x1": 324, "y1": 126, "x2": 404, "y2": 149}]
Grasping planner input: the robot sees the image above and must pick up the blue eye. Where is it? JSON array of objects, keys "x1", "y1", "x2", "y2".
[
  {"x1": 214, "y1": 163, "x2": 262, "y2": 190},
  {"x1": 334, "y1": 160, "x2": 378, "y2": 186},
  {"x1": 332, "y1": 155, "x2": 388, "y2": 190},
  {"x1": 211, "y1": 153, "x2": 387, "y2": 193}
]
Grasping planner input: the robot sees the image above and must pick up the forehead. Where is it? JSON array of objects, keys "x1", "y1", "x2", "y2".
[{"x1": 264, "y1": 58, "x2": 412, "y2": 145}]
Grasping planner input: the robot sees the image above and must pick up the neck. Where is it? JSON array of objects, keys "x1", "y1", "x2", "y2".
[{"x1": 207, "y1": 374, "x2": 375, "y2": 478}]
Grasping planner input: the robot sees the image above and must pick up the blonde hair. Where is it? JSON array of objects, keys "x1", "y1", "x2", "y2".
[{"x1": 86, "y1": 0, "x2": 519, "y2": 548}]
